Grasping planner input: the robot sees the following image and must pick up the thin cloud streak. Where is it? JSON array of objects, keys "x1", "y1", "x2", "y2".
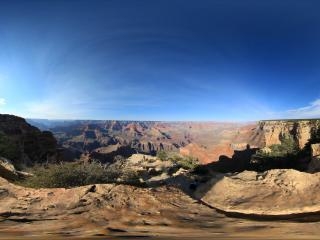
[
  {"x1": 266, "y1": 99, "x2": 320, "y2": 120},
  {"x1": 285, "y1": 99, "x2": 320, "y2": 118},
  {"x1": 0, "y1": 98, "x2": 6, "y2": 106}
]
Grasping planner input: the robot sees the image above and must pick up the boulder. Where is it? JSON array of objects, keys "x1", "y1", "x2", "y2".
[
  {"x1": 311, "y1": 143, "x2": 320, "y2": 158},
  {"x1": 0, "y1": 157, "x2": 33, "y2": 181},
  {"x1": 0, "y1": 157, "x2": 19, "y2": 180}
]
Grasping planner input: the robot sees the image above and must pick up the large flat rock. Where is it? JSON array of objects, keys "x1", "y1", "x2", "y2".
[
  {"x1": 195, "y1": 169, "x2": 320, "y2": 217},
  {"x1": 2, "y1": 175, "x2": 320, "y2": 239}
]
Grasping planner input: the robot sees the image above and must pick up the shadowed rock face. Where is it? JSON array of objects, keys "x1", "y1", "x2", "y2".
[
  {"x1": 308, "y1": 143, "x2": 320, "y2": 172},
  {"x1": 0, "y1": 114, "x2": 57, "y2": 167}
]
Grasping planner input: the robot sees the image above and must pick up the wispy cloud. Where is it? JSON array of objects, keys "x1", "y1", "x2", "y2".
[
  {"x1": 0, "y1": 98, "x2": 6, "y2": 106},
  {"x1": 284, "y1": 99, "x2": 320, "y2": 118}
]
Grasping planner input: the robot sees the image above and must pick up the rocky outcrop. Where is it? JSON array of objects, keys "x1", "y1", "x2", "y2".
[
  {"x1": 0, "y1": 157, "x2": 33, "y2": 180},
  {"x1": 308, "y1": 143, "x2": 320, "y2": 172},
  {"x1": 195, "y1": 169, "x2": 320, "y2": 217},
  {"x1": 311, "y1": 143, "x2": 320, "y2": 157},
  {"x1": 0, "y1": 157, "x2": 19, "y2": 180},
  {"x1": 124, "y1": 154, "x2": 191, "y2": 188},
  {"x1": 1, "y1": 171, "x2": 320, "y2": 238},
  {"x1": 0, "y1": 114, "x2": 57, "y2": 167},
  {"x1": 258, "y1": 120, "x2": 320, "y2": 149},
  {"x1": 89, "y1": 144, "x2": 136, "y2": 164},
  {"x1": 0, "y1": 176, "x2": 224, "y2": 239}
]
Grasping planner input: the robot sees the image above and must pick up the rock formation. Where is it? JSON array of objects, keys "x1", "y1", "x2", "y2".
[
  {"x1": 1, "y1": 169, "x2": 320, "y2": 239},
  {"x1": 31, "y1": 119, "x2": 261, "y2": 164},
  {"x1": 195, "y1": 169, "x2": 320, "y2": 217},
  {"x1": 0, "y1": 114, "x2": 57, "y2": 167},
  {"x1": 308, "y1": 143, "x2": 320, "y2": 172},
  {"x1": 27, "y1": 118, "x2": 320, "y2": 167},
  {"x1": 0, "y1": 176, "x2": 220, "y2": 239},
  {"x1": 258, "y1": 120, "x2": 320, "y2": 149},
  {"x1": 0, "y1": 157, "x2": 33, "y2": 180},
  {"x1": 0, "y1": 157, "x2": 20, "y2": 180}
]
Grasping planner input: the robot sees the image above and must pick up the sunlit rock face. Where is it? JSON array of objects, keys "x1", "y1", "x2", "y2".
[{"x1": 258, "y1": 120, "x2": 320, "y2": 149}]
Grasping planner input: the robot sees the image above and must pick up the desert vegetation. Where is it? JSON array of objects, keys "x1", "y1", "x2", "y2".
[
  {"x1": 18, "y1": 161, "x2": 143, "y2": 188},
  {"x1": 156, "y1": 150, "x2": 199, "y2": 170},
  {"x1": 254, "y1": 135, "x2": 299, "y2": 158},
  {"x1": 250, "y1": 134, "x2": 308, "y2": 171}
]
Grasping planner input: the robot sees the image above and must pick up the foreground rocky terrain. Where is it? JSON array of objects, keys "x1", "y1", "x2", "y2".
[{"x1": 1, "y1": 169, "x2": 320, "y2": 239}]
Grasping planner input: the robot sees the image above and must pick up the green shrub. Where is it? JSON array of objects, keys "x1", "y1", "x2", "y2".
[
  {"x1": 156, "y1": 150, "x2": 168, "y2": 161},
  {"x1": 255, "y1": 135, "x2": 299, "y2": 158},
  {"x1": 156, "y1": 150, "x2": 199, "y2": 170},
  {"x1": 250, "y1": 135, "x2": 301, "y2": 171},
  {"x1": 170, "y1": 154, "x2": 199, "y2": 170},
  {"x1": 18, "y1": 161, "x2": 143, "y2": 188}
]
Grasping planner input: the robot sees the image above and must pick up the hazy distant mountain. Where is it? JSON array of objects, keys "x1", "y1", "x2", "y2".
[{"x1": 27, "y1": 119, "x2": 80, "y2": 130}]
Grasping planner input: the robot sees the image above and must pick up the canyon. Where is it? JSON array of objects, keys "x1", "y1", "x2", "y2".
[
  {"x1": 29, "y1": 118, "x2": 320, "y2": 167},
  {"x1": 1, "y1": 114, "x2": 320, "y2": 239}
]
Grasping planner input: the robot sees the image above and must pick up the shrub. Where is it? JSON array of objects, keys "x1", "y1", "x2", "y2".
[
  {"x1": 156, "y1": 150, "x2": 168, "y2": 161},
  {"x1": 255, "y1": 135, "x2": 299, "y2": 158},
  {"x1": 156, "y1": 150, "x2": 199, "y2": 170},
  {"x1": 170, "y1": 154, "x2": 199, "y2": 170},
  {"x1": 18, "y1": 161, "x2": 144, "y2": 188},
  {"x1": 250, "y1": 135, "x2": 300, "y2": 171}
]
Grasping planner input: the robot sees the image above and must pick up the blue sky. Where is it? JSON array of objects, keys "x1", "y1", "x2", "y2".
[{"x1": 0, "y1": 0, "x2": 320, "y2": 121}]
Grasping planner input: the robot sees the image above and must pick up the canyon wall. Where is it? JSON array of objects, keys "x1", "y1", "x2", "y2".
[
  {"x1": 0, "y1": 114, "x2": 57, "y2": 167},
  {"x1": 27, "y1": 118, "x2": 320, "y2": 165},
  {"x1": 258, "y1": 120, "x2": 320, "y2": 149}
]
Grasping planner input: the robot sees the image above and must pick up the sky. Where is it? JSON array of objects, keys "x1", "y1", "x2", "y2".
[{"x1": 0, "y1": 0, "x2": 320, "y2": 121}]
